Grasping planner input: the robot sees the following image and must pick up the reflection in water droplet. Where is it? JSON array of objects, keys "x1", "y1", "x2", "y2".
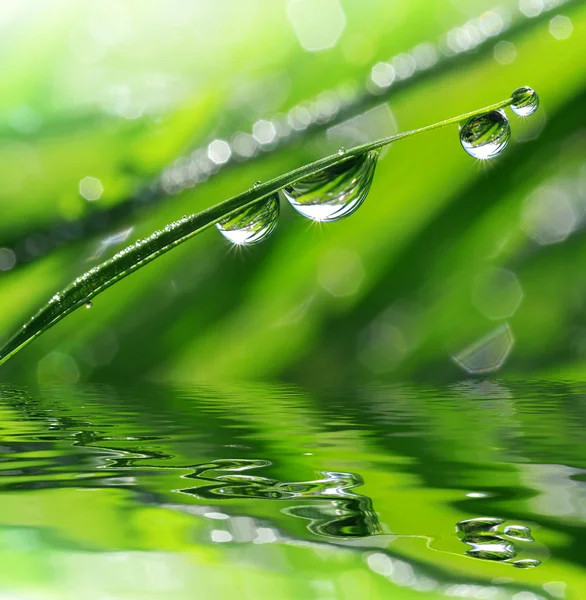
[
  {"x1": 511, "y1": 86, "x2": 539, "y2": 117},
  {"x1": 282, "y1": 151, "x2": 378, "y2": 222},
  {"x1": 216, "y1": 194, "x2": 280, "y2": 245},
  {"x1": 460, "y1": 110, "x2": 510, "y2": 160},
  {"x1": 504, "y1": 525, "x2": 534, "y2": 542},
  {"x1": 513, "y1": 558, "x2": 541, "y2": 568},
  {"x1": 85, "y1": 301, "x2": 93, "y2": 309}
]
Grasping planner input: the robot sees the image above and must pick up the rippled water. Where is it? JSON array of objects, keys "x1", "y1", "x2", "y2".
[{"x1": 0, "y1": 379, "x2": 584, "y2": 599}]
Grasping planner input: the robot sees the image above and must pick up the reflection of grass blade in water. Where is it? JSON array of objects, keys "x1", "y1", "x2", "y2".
[
  {"x1": 181, "y1": 460, "x2": 381, "y2": 537},
  {"x1": 0, "y1": 93, "x2": 534, "y2": 366}
]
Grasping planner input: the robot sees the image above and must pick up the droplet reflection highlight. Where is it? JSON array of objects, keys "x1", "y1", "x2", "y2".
[
  {"x1": 216, "y1": 194, "x2": 280, "y2": 246},
  {"x1": 283, "y1": 151, "x2": 378, "y2": 222},
  {"x1": 460, "y1": 110, "x2": 510, "y2": 160}
]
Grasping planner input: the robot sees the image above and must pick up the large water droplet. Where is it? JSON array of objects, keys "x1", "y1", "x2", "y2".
[
  {"x1": 216, "y1": 194, "x2": 279, "y2": 246},
  {"x1": 511, "y1": 86, "x2": 539, "y2": 117},
  {"x1": 282, "y1": 151, "x2": 378, "y2": 222},
  {"x1": 465, "y1": 536, "x2": 517, "y2": 561},
  {"x1": 460, "y1": 110, "x2": 510, "y2": 160}
]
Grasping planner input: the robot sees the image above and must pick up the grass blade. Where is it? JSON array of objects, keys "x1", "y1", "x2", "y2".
[{"x1": 0, "y1": 96, "x2": 514, "y2": 366}]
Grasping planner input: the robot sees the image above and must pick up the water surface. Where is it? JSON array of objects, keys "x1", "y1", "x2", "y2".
[{"x1": 0, "y1": 379, "x2": 584, "y2": 599}]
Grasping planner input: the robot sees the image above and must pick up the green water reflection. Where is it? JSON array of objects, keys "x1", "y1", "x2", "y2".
[{"x1": 0, "y1": 380, "x2": 584, "y2": 599}]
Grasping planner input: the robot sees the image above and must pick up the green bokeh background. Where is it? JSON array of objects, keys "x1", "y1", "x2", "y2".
[{"x1": 0, "y1": 0, "x2": 585, "y2": 384}]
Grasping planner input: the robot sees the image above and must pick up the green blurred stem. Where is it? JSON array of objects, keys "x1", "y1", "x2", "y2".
[{"x1": 0, "y1": 96, "x2": 514, "y2": 367}]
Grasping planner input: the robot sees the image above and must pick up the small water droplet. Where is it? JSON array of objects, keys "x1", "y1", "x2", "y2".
[
  {"x1": 504, "y1": 524, "x2": 534, "y2": 542},
  {"x1": 85, "y1": 301, "x2": 93, "y2": 309},
  {"x1": 511, "y1": 86, "x2": 539, "y2": 117},
  {"x1": 253, "y1": 181, "x2": 262, "y2": 189},
  {"x1": 460, "y1": 110, "x2": 511, "y2": 160},
  {"x1": 512, "y1": 558, "x2": 541, "y2": 569},
  {"x1": 337, "y1": 147, "x2": 346, "y2": 155},
  {"x1": 216, "y1": 194, "x2": 280, "y2": 246},
  {"x1": 282, "y1": 151, "x2": 378, "y2": 222}
]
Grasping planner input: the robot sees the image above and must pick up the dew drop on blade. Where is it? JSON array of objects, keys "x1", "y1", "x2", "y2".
[
  {"x1": 511, "y1": 86, "x2": 539, "y2": 117},
  {"x1": 85, "y1": 301, "x2": 93, "y2": 309},
  {"x1": 282, "y1": 151, "x2": 378, "y2": 222},
  {"x1": 216, "y1": 194, "x2": 279, "y2": 246},
  {"x1": 459, "y1": 110, "x2": 511, "y2": 160}
]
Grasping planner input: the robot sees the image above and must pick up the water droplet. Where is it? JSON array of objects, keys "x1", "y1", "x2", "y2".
[
  {"x1": 465, "y1": 536, "x2": 517, "y2": 561},
  {"x1": 253, "y1": 181, "x2": 262, "y2": 189},
  {"x1": 282, "y1": 151, "x2": 378, "y2": 222},
  {"x1": 216, "y1": 194, "x2": 280, "y2": 246},
  {"x1": 511, "y1": 86, "x2": 539, "y2": 117},
  {"x1": 512, "y1": 558, "x2": 541, "y2": 569},
  {"x1": 457, "y1": 517, "x2": 504, "y2": 536},
  {"x1": 85, "y1": 301, "x2": 93, "y2": 309},
  {"x1": 460, "y1": 110, "x2": 510, "y2": 160},
  {"x1": 337, "y1": 147, "x2": 346, "y2": 155},
  {"x1": 504, "y1": 525, "x2": 534, "y2": 542}
]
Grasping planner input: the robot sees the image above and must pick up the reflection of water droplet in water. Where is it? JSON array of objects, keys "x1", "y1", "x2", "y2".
[
  {"x1": 460, "y1": 110, "x2": 510, "y2": 160},
  {"x1": 466, "y1": 536, "x2": 517, "y2": 561},
  {"x1": 216, "y1": 194, "x2": 280, "y2": 246},
  {"x1": 457, "y1": 518, "x2": 541, "y2": 566},
  {"x1": 513, "y1": 558, "x2": 541, "y2": 569},
  {"x1": 283, "y1": 151, "x2": 378, "y2": 222},
  {"x1": 511, "y1": 86, "x2": 539, "y2": 117},
  {"x1": 504, "y1": 524, "x2": 534, "y2": 542},
  {"x1": 85, "y1": 301, "x2": 93, "y2": 309},
  {"x1": 457, "y1": 517, "x2": 504, "y2": 535}
]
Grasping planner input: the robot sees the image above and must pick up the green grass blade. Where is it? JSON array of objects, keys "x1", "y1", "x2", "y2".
[{"x1": 0, "y1": 96, "x2": 514, "y2": 366}]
